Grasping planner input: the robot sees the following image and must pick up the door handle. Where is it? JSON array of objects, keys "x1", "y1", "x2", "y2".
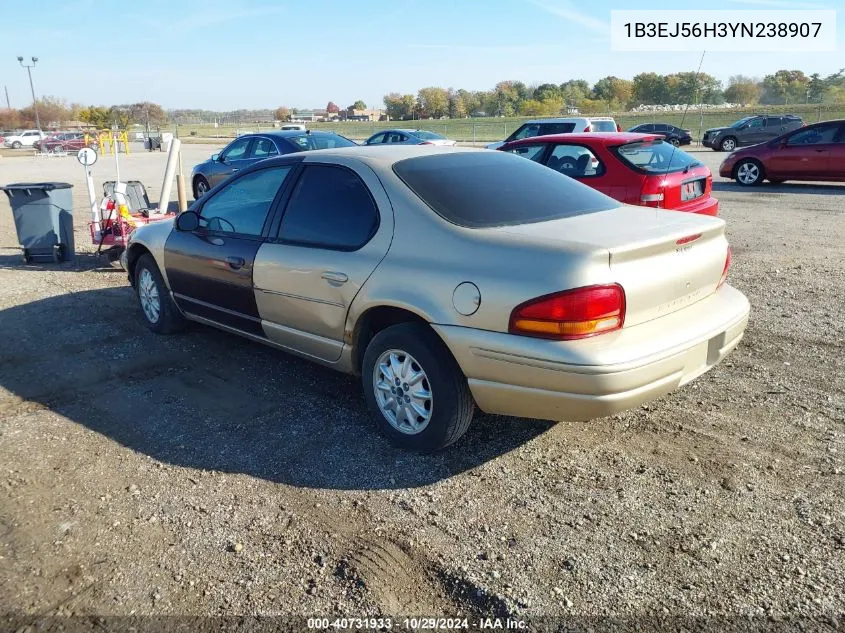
[
  {"x1": 225, "y1": 256, "x2": 245, "y2": 270},
  {"x1": 231, "y1": 168, "x2": 239, "y2": 172},
  {"x1": 321, "y1": 271, "x2": 348, "y2": 284}
]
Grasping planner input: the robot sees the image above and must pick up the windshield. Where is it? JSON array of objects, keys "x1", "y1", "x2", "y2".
[
  {"x1": 613, "y1": 140, "x2": 702, "y2": 174},
  {"x1": 590, "y1": 120, "x2": 617, "y2": 132},
  {"x1": 393, "y1": 151, "x2": 617, "y2": 228},
  {"x1": 410, "y1": 130, "x2": 445, "y2": 140},
  {"x1": 288, "y1": 134, "x2": 357, "y2": 151},
  {"x1": 730, "y1": 116, "x2": 755, "y2": 129}
]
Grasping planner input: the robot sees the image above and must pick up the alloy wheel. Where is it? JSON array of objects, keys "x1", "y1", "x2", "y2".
[
  {"x1": 736, "y1": 161, "x2": 760, "y2": 185},
  {"x1": 138, "y1": 268, "x2": 161, "y2": 324},
  {"x1": 372, "y1": 349, "x2": 433, "y2": 435}
]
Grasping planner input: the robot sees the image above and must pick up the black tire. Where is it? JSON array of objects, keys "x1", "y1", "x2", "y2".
[
  {"x1": 54, "y1": 144, "x2": 65, "y2": 153},
  {"x1": 734, "y1": 159, "x2": 765, "y2": 186},
  {"x1": 669, "y1": 137, "x2": 680, "y2": 147},
  {"x1": 12, "y1": 141, "x2": 21, "y2": 149},
  {"x1": 720, "y1": 136, "x2": 738, "y2": 152},
  {"x1": 193, "y1": 176, "x2": 210, "y2": 200},
  {"x1": 89, "y1": 143, "x2": 99, "y2": 151},
  {"x1": 134, "y1": 253, "x2": 186, "y2": 334},
  {"x1": 361, "y1": 322, "x2": 475, "y2": 452}
]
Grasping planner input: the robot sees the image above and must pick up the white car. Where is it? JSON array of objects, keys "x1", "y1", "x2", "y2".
[
  {"x1": 4, "y1": 129, "x2": 46, "y2": 149},
  {"x1": 485, "y1": 117, "x2": 620, "y2": 150}
]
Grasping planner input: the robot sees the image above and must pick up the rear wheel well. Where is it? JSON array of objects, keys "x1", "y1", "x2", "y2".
[
  {"x1": 352, "y1": 306, "x2": 430, "y2": 375},
  {"x1": 126, "y1": 244, "x2": 152, "y2": 287}
]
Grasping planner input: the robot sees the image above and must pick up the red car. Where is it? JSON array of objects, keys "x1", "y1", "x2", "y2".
[
  {"x1": 37, "y1": 131, "x2": 99, "y2": 153},
  {"x1": 498, "y1": 132, "x2": 719, "y2": 216},
  {"x1": 719, "y1": 119, "x2": 845, "y2": 186}
]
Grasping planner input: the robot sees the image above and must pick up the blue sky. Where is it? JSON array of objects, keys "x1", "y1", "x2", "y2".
[{"x1": 1, "y1": 0, "x2": 842, "y2": 111}]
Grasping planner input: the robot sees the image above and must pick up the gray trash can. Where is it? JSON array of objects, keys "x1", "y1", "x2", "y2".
[{"x1": 1, "y1": 182, "x2": 75, "y2": 263}]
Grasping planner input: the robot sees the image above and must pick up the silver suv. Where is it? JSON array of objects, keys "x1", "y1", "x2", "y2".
[{"x1": 702, "y1": 115, "x2": 803, "y2": 151}]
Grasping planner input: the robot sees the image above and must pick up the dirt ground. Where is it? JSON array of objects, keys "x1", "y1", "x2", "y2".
[{"x1": 0, "y1": 146, "x2": 843, "y2": 632}]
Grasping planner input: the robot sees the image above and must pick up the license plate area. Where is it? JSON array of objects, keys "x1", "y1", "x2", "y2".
[{"x1": 681, "y1": 179, "x2": 705, "y2": 201}]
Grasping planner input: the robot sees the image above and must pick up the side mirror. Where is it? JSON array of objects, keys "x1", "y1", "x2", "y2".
[
  {"x1": 211, "y1": 153, "x2": 221, "y2": 162},
  {"x1": 176, "y1": 211, "x2": 200, "y2": 232}
]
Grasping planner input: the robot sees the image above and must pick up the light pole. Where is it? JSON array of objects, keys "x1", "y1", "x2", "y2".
[{"x1": 17, "y1": 56, "x2": 41, "y2": 132}]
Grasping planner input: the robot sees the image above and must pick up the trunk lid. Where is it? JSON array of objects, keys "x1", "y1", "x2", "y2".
[
  {"x1": 643, "y1": 164, "x2": 713, "y2": 211},
  {"x1": 493, "y1": 205, "x2": 729, "y2": 327}
]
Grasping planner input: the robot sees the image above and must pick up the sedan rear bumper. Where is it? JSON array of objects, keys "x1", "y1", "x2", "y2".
[
  {"x1": 433, "y1": 284, "x2": 750, "y2": 422},
  {"x1": 676, "y1": 195, "x2": 719, "y2": 217}
]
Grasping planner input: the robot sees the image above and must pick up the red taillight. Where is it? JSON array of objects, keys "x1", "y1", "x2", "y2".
[
  {"x1": 718, "y1": 247, "x2": 731, "y2": 288},
  {"x1": 617, "y1": 124, "x2": 622, "y2": 132},
  {"x1": 509, "y1": 284, "x2": 626, "y2": 340}
]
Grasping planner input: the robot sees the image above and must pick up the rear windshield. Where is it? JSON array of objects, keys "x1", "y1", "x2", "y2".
[
  {"x1": 411, "y1": 130, "x2": 445, "y2": 140},
  {"x1": 289, "y1": 134, "x2": 357, "y2": 151},
  {"x1": 613, "y1": 140, "x2": 702, "y2": 174},
  {"x1": 590, "y1": 120, "x2": 617, "y2": 132},
  {"x1": 392, "y1": 151, "x2": 618, "y2": 229}
]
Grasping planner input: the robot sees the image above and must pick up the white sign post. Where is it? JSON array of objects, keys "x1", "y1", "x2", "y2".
[{"x1": 77, "y1": 147, "x2": 99, "y2": 230}]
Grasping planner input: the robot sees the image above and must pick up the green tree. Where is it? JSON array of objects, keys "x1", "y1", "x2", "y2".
[
  {"x1": 352, "y1": 100, "x2": 367, "y2": 110},
  {"x1": 534, "y1": 83, "x2": 562, "y2": 102},
  {"x1": 416, "y1": 86, "x2": 449, "y2": 118},
  {"x1": 128, "y1": 102, "x2": 168, "y2": 127},
  {"x1": 78, "y1": 105, "x2": 111, "y2": 128},
  {"x1": 724, "y1": 76, "x2": 761, "y2": 105},
  {"x1": 633, "y1": 72, "x2": 669, "y2": 104},
  {"x1": 760, "y1": 70, "x2": 809, "y2": 104},
  {"x1": 560, "y1": 80, "x2": 590, "y2": 104},
  {"x1": 383, "y1": 93, "x2": 416, "y2": 120}
]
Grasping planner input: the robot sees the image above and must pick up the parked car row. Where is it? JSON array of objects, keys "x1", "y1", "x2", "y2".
[{"x1": 34, "y1": 131, "x2": 100, "y2": 153}]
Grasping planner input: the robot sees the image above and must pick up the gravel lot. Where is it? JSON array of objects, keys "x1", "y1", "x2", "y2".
[{"x1": 0, "y1": 145, "x2": 843, "y2": 632}]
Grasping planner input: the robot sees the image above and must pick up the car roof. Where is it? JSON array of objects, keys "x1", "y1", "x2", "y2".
[
  {"x1": 242, "y1": 130, "x2": 342, "y2": 139},
  {"x1": 258, "y1": 144, "x2": 482, "y2": 169},
  {"x1": 507, "y1": 132, "x2": 660, "y2": 145}
]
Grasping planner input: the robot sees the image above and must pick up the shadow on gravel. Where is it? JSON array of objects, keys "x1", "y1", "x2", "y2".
[
  {"x1": 0, "y1": 289, "x2": 551, "y2": 491},
  {"x1": 712, "y1": 180, "x2": 845, "y2": 195}
]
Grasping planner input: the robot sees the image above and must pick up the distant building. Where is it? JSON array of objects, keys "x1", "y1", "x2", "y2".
[{"x1": 339, "y1": 108, "x2": 385, "y2": 122}]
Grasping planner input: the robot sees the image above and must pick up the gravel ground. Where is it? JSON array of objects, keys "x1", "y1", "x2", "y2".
[{"x1": 0, "y1": 146, "x2": 843, "y2": 632}]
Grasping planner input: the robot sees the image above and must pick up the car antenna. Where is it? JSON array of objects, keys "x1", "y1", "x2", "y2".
[{"x1": 665, "y1": 51, "x2": 706, "y2": 187}]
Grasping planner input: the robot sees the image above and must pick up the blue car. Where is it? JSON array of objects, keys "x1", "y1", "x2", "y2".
[
  {"x1": 364, "y1": 128, "x2": 456, "y2": 147},
  {"x1": 191, "y1": 130, "x2": 357, "y2": 199}
]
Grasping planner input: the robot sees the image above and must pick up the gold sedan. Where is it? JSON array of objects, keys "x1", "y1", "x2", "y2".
[{"x1": 124, "y1": 146, "x2": 750, "y2": 452}]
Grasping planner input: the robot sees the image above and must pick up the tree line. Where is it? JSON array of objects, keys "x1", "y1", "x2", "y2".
[
  {"x1": 380, "y1": 69, "x2": 845, "y2": 120},
  {"x1": 0, "y1": 98, "x2": 169, "y2": 130}
]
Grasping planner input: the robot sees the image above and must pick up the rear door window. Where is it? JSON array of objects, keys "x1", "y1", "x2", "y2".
[
  {"x1": 548, "y1": 144, "x2": 604, "y2": 177},
  {"x1": 278, "y1": 165, "x2": 379, "y2": 250},
  {"x1": 507, "y1": 124, "x2": 541, "y2": 142},
  {"x1": 393, "y1": 151, "x2": 617, "y2": 228},
  {"x1": 590, "y1": 120, "x2": 617, "y2": 132},
  {"x1": 539, "y1": 122, "x2": 576, "y2": 135},
  {"x1": 786, "y1": 123, "x2": 840, "y2": 146},
  {"x1": 367, "y1": 133, "x2": 386, "y2": 145},
  {"x1": 504, "y1": 143, "x2": 547, "y2": 162},
  {"x1": 250, "y1": 137, "x2": 279, "y2": 159}
]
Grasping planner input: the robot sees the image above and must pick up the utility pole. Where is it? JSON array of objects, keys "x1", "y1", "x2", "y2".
[
  {"x1": 17, "y1": 56, "x2": 41, "y2": 132},
  {"x1": 4, "y1": 85, "x2": 9, "y2": 109}
]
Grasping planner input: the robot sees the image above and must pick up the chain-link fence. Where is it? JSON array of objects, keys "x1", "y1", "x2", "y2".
[{"x1": 165, "y1": 103, "x2": 845, "y2": 145}]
